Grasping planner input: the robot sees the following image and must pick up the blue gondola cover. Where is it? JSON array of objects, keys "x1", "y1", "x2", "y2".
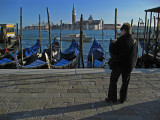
[
  {"x1": 18, "y1": 40, "x2": 40, "y2": 58},
  {"x1": 87, "y1": 39, "x2": 105, "y2": 68},
  {"x1": 88, "y1": 60, "x2": 104, "y2": 68},
  {"x1": 61, "y1": 40, "x2": 79, "y2": 61},
  {"x1": 88, "y1": 39, "x2": 105, "y2": 61},
  {"x1": 0, "y1": 58, "x2": 13, "y2": 65},
  {"x1": 22, "y1": 59, "x2": 46, "y2": 68},
  {"x1": 54, "y1": 58, "x2": 71, "y2": 66},
  {"x1": 54, "y1": 40, "x2": 79, "y2": 67}
]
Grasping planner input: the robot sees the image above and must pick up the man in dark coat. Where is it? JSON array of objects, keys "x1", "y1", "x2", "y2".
[{"x1": 106, "y1": 23, "x2": 138, "y2": 103}]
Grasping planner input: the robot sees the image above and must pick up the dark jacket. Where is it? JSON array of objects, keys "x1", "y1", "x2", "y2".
[{"x1": 109, "y1": 33, "x2": 138, "y2": 68}]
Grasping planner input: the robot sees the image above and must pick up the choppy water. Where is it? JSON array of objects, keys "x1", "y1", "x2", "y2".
[{"x1": 19, "y1": 30, "x2": 142, "y2": 68}]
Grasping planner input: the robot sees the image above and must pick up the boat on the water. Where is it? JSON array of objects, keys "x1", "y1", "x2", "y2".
[
  {"x1": 8, "y1": 40, "x2": 41, "y2": 66},
  {"x1": 20, "y1": 39, "x2": 60, "y2": 69},
  {"x1": 0, "y1": 24, "x2": 18, "y2": 59},
  {"x1": 40, "y1": 38, "x2": 60, "y2": 64},
  {"x1": 0, "y1": 24, "x2": 18, "y2": 48},
  {"x1": 20, "y1": 56, "x2": 48, "y2": 69},
  {"x1": 0, "y1": 40, "x2": 41, "y2": 69},
  {"x1": 0, "y1": 41, "x2": 18, "y2": 60},
  {"x1": 53, "y1": 39, "x2": 79, "y2": 69},
  {"x1": 62, "y1": 34, "x2": 92, "y2": 42},
  {"x1": 87, "y1": 38, "x2": 105, "y2": 68},
  {"x1": 0, "y1": 57, "x2": 16, "y2": 69}
]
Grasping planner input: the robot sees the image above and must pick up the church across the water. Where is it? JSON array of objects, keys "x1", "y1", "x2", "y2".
[{"x1": 72, "y1": 5, "x2": 103, "y2": 30}]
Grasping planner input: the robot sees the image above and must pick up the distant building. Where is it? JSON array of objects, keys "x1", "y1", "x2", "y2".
[
  {"x1": 71, "y1": 5, "x2": 120, "y2": 30},
  {"x1": 72, "y1": 5, "x2": 76, "y2": 24},
  {"x1": 24, "y1": 4, "x2": 121, "y2": 30},
  {"x1": 71, "y1": 5, "x2": 103, "y2": 30},
  {"x1": 104, "y1": 24, "x2": 121, "y2": 30}
]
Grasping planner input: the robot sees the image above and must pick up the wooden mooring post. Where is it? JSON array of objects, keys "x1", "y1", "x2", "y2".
[
  {"x1": 153, "y1": 16, "x2": 156, "y2": 42},
  {"x1": 154, "y1": 13, "x2": 160, "y2": 61},
  {"x1": 137, "y1": 19, "x2": 140, "y2": 50},
  {"x1": 141, "y1": 12, "x2": 147, "y2": 67},
  {"x1": 78, "y1": 14, "x2": 84, "y2": 68},
  {"x1": 20, "y1": 7, "x2": 23, "y2": 65},
  {"x1": 131, "y1": 19, "x2": 133, "y2": 28},
  {"x1": 39, "y1": 14, "x2": 42, "y2": 53},
  {"x1": 115, "y1": 8, "x2": 117, "y2": 39},
  {"x1": 142, "y1": 12, "x2": 147, "y2": 58},
  {"x1": 153, "y1": 15, "x2": 156, "y2": 61},
  {"x1": 145, "y1": 12, "x2": 153, "y2": 67},
  {"x1": 60, "y1": 20, "x2": 62, "y2": 53},
  {"x1": 102, "y1": 20, "x2": 104, "y2": 50},
  {"x1": 145, "y1": 19, "x2": 149, "y2": 67},
  {"x1": 148, "y1": 12, "x2": 152, "y2": 51},
  {"x1": 47, "y1": 7, "x2": 52, "y2": 63},
  {"x1": 16, "y1": 23, "x2": 20, "y2": 49}
]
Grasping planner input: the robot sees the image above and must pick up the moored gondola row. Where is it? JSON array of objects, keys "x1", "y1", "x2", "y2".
[{"x1": 0, "y1": 7, "x2": 107, "y2": 69}]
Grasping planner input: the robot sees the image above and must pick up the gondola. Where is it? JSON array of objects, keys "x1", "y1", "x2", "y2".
[
  {"x1": 0, "y1": 40, "x2": 18, "y2": 60},
  {"x1": 19, "y1": 54, "x2": 49, "y2": 69},
  {"x1": 0, "y1": 57, "x2": 16, "y2": 69},
  {"x1": 40, "y1": 38, "x2": 60, "y2": 64},
  {"x1": 16, "y1": 40, "x2": 40, "y2": 64},
  {"x1": 19, "y1": 39, "x2": 60, "y2": 69},
  {"x1": 0, "y1": 40, "x2": 40, "y2": 69},
  {"x1": 53, "y1": 39, "x2": 79, "y2": 69},
  {"x1": 87, "y1": 39, "x2": 105, "y2": 68}
]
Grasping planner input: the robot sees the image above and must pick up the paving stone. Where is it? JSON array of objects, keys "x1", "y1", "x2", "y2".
[
  {"x1": 0, "y1": 107, "x2": 8, "y2": 114},
  {"x1": 0, "y1": 86, "x2": 18, "y2": 93},
  {"x1": 88, "y1": 89, "x2": 99, "y2": 93},
  {"x1": 44, "y1": 88, "x2": 67, "y2": 93},
  {"x1": 128, "y1": 84, "x2": 139, "y2": 89},
  {"x1": 17, "y1": 99, "x2": 44, "y2": 110},
  {"x1": 0, "y1": 70, "x2": 160, "y2": 120},
  {"x1": 98, "y1": 89, "x2": 108, "y2": 93},
  {"x1": 45, "y1": 77, "x2": 59, "y2": 82},
  {"x1": 69, "y1": 81, "x2": 81, "y2": 85},
  {"x1": 74, "y1": 98, "x2": 100, "y2": 103},
  {"x1": 18, "y1": 88, "x2": 45, "y2": 93},
  {"x1": 61, "y1": 93, "x2": 90, "y2": 98},
  {"x1": 58, "y1": 81, "x2": 70, "y2": 85},
  {"x1": 96, "y1": 106, "x2": 112, "y2": 114},
  {"x1": 67, "y1": 88, "x2": 89, "y2": 93},
  {"x1": 30, "y1": 93, "x2": 60, "y2": 98},
  {"x1": 86, "y1": 85, "x2": 103, "y2": 89},
  {"x1": 52, "y1": 98, "x2": 74, "y2": 104},
  {"x1": 148, "y1": 81, "x2": 160, "y2": 88},
  {"x1": 72, "y1": 85, "x2": 88, "y2": 89},
  {"x1": 91, "y1": 93, "x2": 107, "y2": 98}
]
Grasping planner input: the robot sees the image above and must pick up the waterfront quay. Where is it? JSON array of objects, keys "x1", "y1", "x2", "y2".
[{"x1": 0, "y1": 69, "x2": 160, "y2": 120}]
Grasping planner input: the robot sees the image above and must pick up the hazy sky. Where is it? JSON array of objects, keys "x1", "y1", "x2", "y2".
[{"x1": 0, "y1": 0, "x2": 159, "y2": 27}]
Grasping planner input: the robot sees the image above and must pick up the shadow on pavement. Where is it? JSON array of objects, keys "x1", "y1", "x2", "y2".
[
  {"x1": 0, "y1": 100, "x2": 119, "y2": 120},
  {"x1": 0, "y1": 100, "x2": 160, "y2": 120},
  {"x1": 81, "y1": 99, "x2": 160, "y2": 120}
]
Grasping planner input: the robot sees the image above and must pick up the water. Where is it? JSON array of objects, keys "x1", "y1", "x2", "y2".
[{"x1": 20, "y1": 30, "x2": 142, "y2": 68}]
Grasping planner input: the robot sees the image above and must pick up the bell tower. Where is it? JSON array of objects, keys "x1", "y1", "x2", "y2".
[{"x1": 72, "y1": 4, "x2": 76, "y2": 24}]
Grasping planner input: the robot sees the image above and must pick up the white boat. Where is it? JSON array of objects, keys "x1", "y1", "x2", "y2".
[{"x1": 62, "y1": 34, "x2": 92, "y2": 42}]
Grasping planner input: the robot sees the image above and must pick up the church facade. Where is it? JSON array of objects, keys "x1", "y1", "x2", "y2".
[{"x1": 72, "y1": 5, "x2": 103, "y2": 30}]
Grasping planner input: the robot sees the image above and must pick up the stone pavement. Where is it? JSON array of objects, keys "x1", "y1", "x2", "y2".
[{"x1": 0, "y1": 69, "x2": 160, "y2": 120}]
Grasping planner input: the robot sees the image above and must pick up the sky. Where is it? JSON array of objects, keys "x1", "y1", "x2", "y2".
[{"x1": 0, "y1": 0, "x2": 159, "y2": 27}]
